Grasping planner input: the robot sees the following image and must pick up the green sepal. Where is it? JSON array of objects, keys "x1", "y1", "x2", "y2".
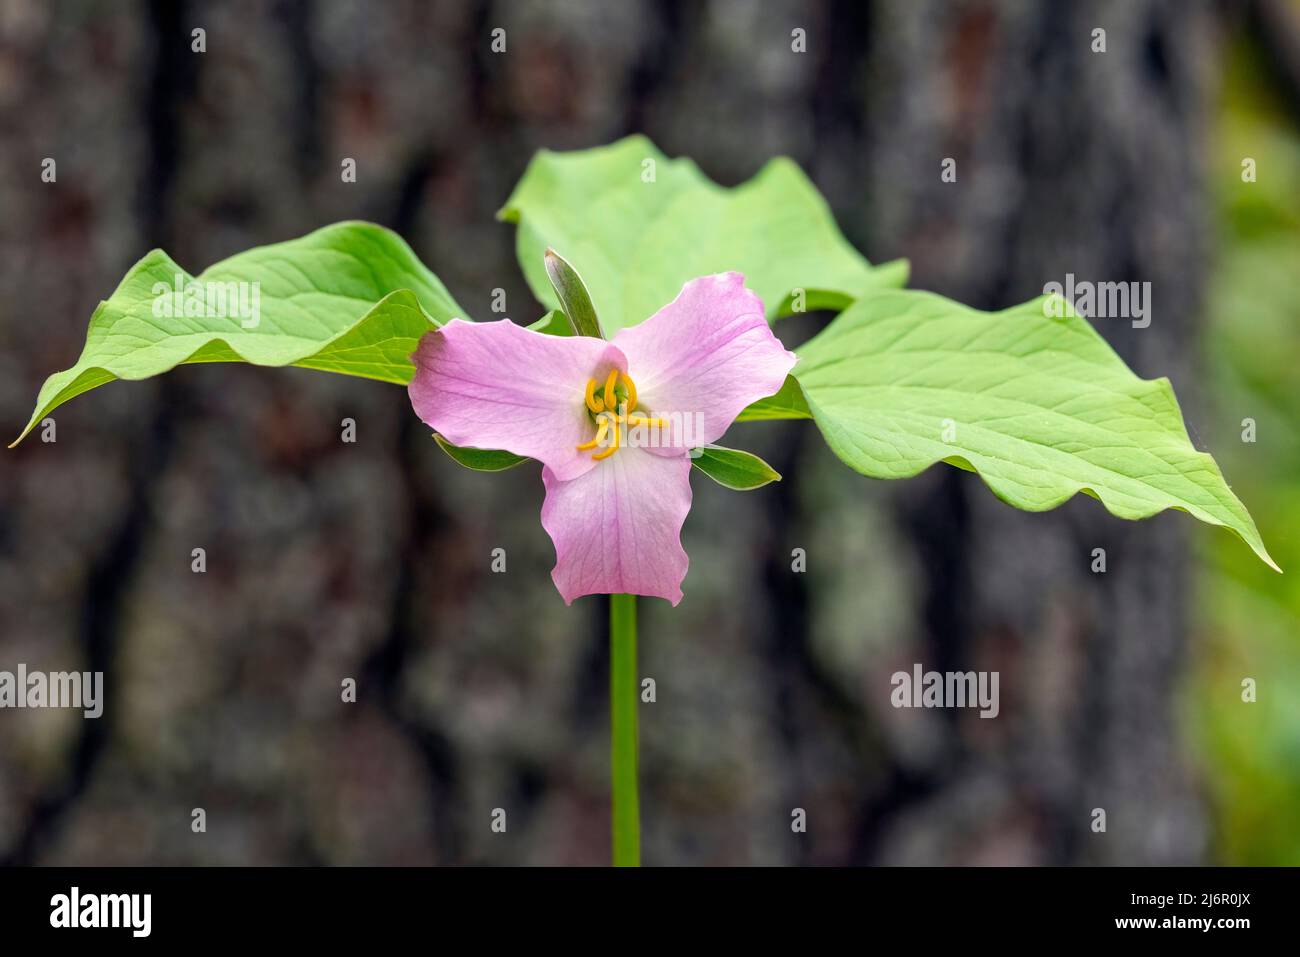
[
  {"x1": 433, "y1": 434, "x2": 529, "y2": 472},
  {"x1": 690, "y1": 445, "x2": 782, "y2": 490}
]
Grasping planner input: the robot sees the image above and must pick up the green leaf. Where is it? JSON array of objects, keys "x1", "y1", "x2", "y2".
[
  {"x1": 736, "y1": 374, "x2": 811, "y2": 422},
  {"x1": 691, "y1": 445, "x2": 782, "y2": 491},
  {"x1": 792, "y1": 289, "x2": 1278, "y2": 571},
  {"x1": 433, "y1": 434, "x2": 529, "y2": 472},
  {"x1": 13, "y1": 221, "x2": 466, "y2": 446},
  {"x1": 499, "y1": 135, "x2": 908, "y2": 335},
  {"x1": 429, "y1": 435, "x2": 780, "y2": 490},
  {"x1": 543, "y1": 248, "x2": 603, "y2": 337},
  {"x1": 526, "y1": 308, "x2": 573, "y2": 336}
]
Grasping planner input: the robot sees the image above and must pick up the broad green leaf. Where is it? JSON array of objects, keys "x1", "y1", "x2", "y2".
[
  {"x1": 499, "y1": 135, "x2": 908, "y2": 335},
  {"x1": 433, "y1": 434, "x2": 528, "y2": 472},
  {"x1": 13, "y1": 221, "x2": 465, "y2": 445},
  {"x1": 691, "y1": 445, "x2": 782, "y2": 491},
  {"x1": 526, "y1": 309, "x2": 573, "y2": 337},
  {"x1": 793, "y1": 289, "x2": 1278, "y2": 571},
  {"x1": 736, "y1": 374, "x2": 811, "y2": 422}
]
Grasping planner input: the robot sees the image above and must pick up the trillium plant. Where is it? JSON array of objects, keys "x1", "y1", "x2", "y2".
[
  {"x1": 14, "y1": 136, "x2": 1276, "y2": 866},
  {"x1": 411, "y1": 269, "x2": 796, "y2": 605}
]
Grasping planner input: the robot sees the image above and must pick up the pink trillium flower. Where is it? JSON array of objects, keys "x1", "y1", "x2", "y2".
[{"x1": 408, "y1": 273, "x2": 797, "y2": 605}]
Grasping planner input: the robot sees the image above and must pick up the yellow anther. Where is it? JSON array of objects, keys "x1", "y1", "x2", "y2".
[
  {"x1": 584, "y1": 378, "x2": 604, "y2": 414},
  {"x1": 577, "y1": 370, "x2": 648, "y2": 461},
  {"x1": 591, "y1": 416, "x2": 621, "y2": 461},
  {"x1": 603, "y1": 369, "x2": 619, "y2": 413},
  {"x1": 576, "y1": 417, "x2": 610, "y2": 451}
]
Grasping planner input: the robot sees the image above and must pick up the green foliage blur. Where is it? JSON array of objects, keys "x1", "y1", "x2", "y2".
[{"x1": 1192, "y1": 34, "x2": 1300, "y2": 865}]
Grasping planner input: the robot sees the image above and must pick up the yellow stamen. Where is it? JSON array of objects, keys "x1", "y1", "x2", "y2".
[
  {"x1": 584, "y1": 378, "x2": 604, "y2": 414},
  {"x1": 591, "y1": 416, "x2": 620, "y2": 461},
  {"x1": 602, "y1": 369, "x2": 619, "y2": 414},
  {"x1": 576, "y1": 417, "x2": 610, "y2": 451},
  {"x1": 575, "y1": 370, "x2": 652, "y2": 461}
]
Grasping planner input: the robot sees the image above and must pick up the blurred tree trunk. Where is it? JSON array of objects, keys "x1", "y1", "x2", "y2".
[
  {"x1": 618, "y1": 0, "x2": 1214, "y2": 865},
  {"x1": 847, "y1": 0, "x2": 1212, "y2": 864},
  {"x1": 0, "y1": 0, "x2": 1216, "y2": 865}
]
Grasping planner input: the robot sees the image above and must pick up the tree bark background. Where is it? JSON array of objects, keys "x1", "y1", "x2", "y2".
[{"x1": 0, "y1": 0, "x2": 1224, "y2": 864}]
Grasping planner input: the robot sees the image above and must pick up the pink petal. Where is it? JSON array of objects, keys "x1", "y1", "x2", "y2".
[
  {"x1": 540, "y1": 448, "x2": 692, "y2": 606},
  {"x1": 409, "y1": 319, "x2": 627, "y2": 481},
  {"x1": 611, "y1": 273, "x2": 797, "y2": 454}
]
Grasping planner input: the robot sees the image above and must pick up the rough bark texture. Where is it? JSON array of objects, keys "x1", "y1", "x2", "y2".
[{"x1": 0, "y1": 0, "x2": 1216, "y2": 864}]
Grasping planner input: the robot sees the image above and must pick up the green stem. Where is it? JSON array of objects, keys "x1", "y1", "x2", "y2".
[{"x1": 609, "y1": 593, "x2": 640, "y2": 866}]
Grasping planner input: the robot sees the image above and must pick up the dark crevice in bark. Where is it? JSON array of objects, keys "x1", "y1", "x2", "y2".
[
  {"x1": 5, "y1": 2, "x2": 196, "y2": 866},
  {"x1": 813, "y1": 0, "x2": 871, "y2": 143},
  {"x1": 909, "y1": 475, "x2": 973, "y2": 690},
  {"x1": 387, "y1": 148, "x2": 441, "y2": 236},
  {"x1": 358, "y1": 148, "x2": 465, "y2": 862},
  {"x1": 467, "y1": 0, "x2": 499, "y2": 126},
  {"x1": 361, "y1": 413, "x2": 464, "y2": 862},
  {"x1": 277, "y1": 0, "x2": 322, "y2": 184},
  {"x1": 570, "y1": 599, "x2": 608, "y2": 732},
  {"x1": 1244, "y1": 0, "x2": 1300, "y2": 124},
  {"x1": 3, "y1": 411, "x2": 180, "y2": 866},
  {"x1": 849, "y1": 762, "x2": 948, "y2": 863},
  {"x1": 759, "y1": 421, "x2": 815, "y2": 865},
  {"x1": 140, "y1": 0, "x2": 196, "y2": 251},
  {"x1": 620, "y1": 0, "x2": 693, "y2": 137}
]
